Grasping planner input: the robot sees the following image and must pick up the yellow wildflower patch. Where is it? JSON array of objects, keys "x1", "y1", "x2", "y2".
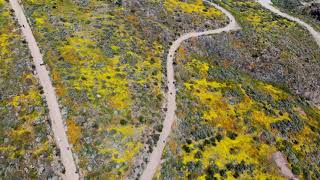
[
  {"x1": 164, "y1": 0, "x2": 223, "y2": 17},
  {"x1": 67, "y1": 119, "x2": 81, "y2": 145}
]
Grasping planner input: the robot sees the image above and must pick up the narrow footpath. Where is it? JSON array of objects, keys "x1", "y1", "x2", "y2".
[
  {"x1": 140, "y1": 1, "x2": 241, "y2": 179},
  {"x1": 9, "y1": 0, "x2": 79, "y2": 179}
]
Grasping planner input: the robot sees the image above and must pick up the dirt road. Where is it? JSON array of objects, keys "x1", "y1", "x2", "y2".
[
  {"x1": 272, "y1": 152, "x2": 298, "y2": 180},
  {"x1": 140, "y1": 1, "x2": 241, "y2": 179},
  {"x1": 258, "y1": 0, "x2": 320, "y2": 47},
  {"x1": 9, "y1": 0, "x2": 79, "y2": 179}
]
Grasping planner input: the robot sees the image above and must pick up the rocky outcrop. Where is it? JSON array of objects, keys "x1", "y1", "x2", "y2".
[{"x1": 302, "y1": 3, "x2": 320, "y2": 21}]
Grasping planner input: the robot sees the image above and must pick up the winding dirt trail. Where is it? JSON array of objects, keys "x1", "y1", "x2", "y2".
[
  {"x1": 9, "y1": 0, "x2": 79, "y2": 179},
  {"x1": 140, "y1": 1, "x2": 241, "y2": 179},
  {"x1": 258, "y1": 0, "x2": 320, "y2": 47}
]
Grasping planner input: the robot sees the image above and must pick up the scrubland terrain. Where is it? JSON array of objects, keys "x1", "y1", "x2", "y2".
[
  {"x1": 20, "y1": 0, "x2": 226, "y2": 178},
  {"x1": 1, "y1": 0, "x2": 320, "y2": 179},
  {"x1": 160, "y1": 47, "x2": 320, "y2": 179},
  {"x1": 158, "y1": 0, "x2": 320, "y2": 179},
  {"x1": 272, "y1": 0, "x2": 320, "y2": 30},
  {"x1": 0, "y1": 0, "x2": 61, "y2": 178}
]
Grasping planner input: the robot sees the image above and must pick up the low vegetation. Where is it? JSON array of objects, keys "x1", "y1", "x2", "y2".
[
  {"x1": 190, "y1": 0, "x2": 320, "y2": 105},
  {"x1": 3, "y1": 0, "x2": 319, "y2": 178},
  {"x1": 0, "y1": 0, "x2": 60, "y2": 178},
  {"x1": 21, "y1": 0, "x2": 226, "y2": 178},
  {"x1": 159, "y1": 47, "x2": 320, "y2": 179},
  {"x1": 272, "y1": 0, "x2": 320, "y2": 31},
  {"x1": 157, "y1": 0, "x2": 320, "y2": 178}
]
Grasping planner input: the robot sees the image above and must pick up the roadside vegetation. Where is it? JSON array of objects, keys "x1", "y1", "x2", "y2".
[
  {"x1": 6, "y1": 0, "x2": 319, "y2": 179},
  {"x1": 0, "y1": 0, "x2": 60, "y2": 178},
  {"x1": 20, "y1": 0, "x2": 226, "y2": 178},
  {"x1": 194, "y1": 0, "x2": 320, "y2": 105},
  {"x1": 157, "y1": 0, "x2": 320, "y2": 179},
  {"x1": 272, "y1": 0, "x2": 320, "y2": 31},
  {"x1": 159, "y1": 46, "x2": 320, "y2": 179}
]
